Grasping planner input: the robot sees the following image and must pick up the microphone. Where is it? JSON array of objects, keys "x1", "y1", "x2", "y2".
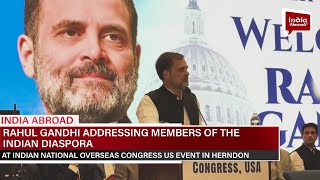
[{"x1": 184, "y1": 87, "x2": 207, "y2": 125}]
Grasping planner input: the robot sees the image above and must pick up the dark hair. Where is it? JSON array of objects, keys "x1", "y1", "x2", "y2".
[
  {"x1": 302, "y1": 123, "x2": 318, "y2": 134},
  {"x1": 24, "y1": 0, "x2": 41, "y2": 43},
  {"x1": 24, "y1": 0, "x2": 138, "y2": 46},
  {"x1": 155, "y1": 52, "x2": 184, "y2": 80}
]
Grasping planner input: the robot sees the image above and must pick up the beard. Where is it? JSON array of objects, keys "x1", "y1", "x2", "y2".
[
  {"x1": 172, "y1": 77, "x2": 189, "y2": 90},
  {"x1": 34, "y1": 53, "x2": 138, "y2": 123}
]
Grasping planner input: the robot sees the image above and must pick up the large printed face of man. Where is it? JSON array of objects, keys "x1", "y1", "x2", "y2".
[{"x1": 18, "y1": 0, "x2": 140, "y2": 123}]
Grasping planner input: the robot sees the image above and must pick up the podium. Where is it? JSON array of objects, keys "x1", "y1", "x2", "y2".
[
  {"x1": 139, "y1": 164, "x2": 182, "y2": 180},
  {"x1": 283, "y1": 170, "x2": 320, "y2": 180},
  {"x1": 139, "y1": 161, "x2": 269, "y2": 180}
]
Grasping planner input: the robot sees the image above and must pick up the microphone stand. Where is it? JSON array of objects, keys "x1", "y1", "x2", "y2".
[{"x1": 184, "y1": 87, "x2": 207, "y2": 125}]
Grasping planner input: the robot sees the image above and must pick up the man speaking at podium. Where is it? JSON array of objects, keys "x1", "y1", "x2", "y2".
[
  {"x1": 136, "y1": 52, "x2": 201, "y2": 180},
  {"x1": 136, "y1": 52, "x2": 200, "y2": 125}
]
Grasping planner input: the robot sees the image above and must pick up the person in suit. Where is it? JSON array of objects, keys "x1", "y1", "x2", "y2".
[
  {"x1": 17, "y1": 0, "x2": 141, "y2": 179},
  {"x1": 290, "y1": 123, "x2": 320, "y2": 170}
]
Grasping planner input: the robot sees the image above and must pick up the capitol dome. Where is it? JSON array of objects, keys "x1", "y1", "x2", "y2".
[
  {"x1": 143, "y1": 0, "x2": 252, "y2": 125},
  {"x1": 173, "y1": 44, "x2": 248, "y2": 100}
]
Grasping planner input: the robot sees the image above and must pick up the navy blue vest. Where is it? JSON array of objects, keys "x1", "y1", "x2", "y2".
[{"x1": 147, "y1": 86, "x2": 199, "y2": 125}]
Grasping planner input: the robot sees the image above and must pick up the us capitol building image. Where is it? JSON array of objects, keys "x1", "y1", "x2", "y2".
[{"x1": 144, "y1": 0, "x2": 252, "y2": 125}]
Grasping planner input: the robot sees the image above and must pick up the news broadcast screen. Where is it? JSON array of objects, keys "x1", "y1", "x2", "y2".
[
  {"x1": 0, "y1": 116, "x2": 278, "y2": 162},
  {"x1": 1, "y1": 0, "x2": 319, "y2": 180}
]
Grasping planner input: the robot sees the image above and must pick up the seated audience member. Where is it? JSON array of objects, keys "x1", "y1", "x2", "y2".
[
  {"x1": 290, "y1": 123, "x2": 320, "y2": 170},
  {"x1": 271, "y1": 149, "x2": 292, "y2": 180}
]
